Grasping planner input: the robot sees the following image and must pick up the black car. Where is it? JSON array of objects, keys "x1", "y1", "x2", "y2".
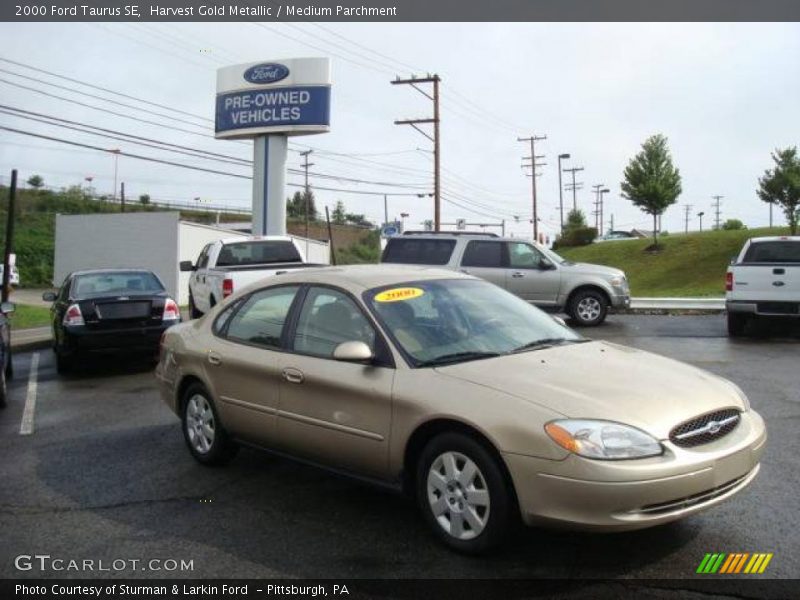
[
  {"x1": 0, "y1": 301, "x2": 14, "y2": 407},
  {"x1": 43, "y1": 269, "x2": 181, "y2": 373}
]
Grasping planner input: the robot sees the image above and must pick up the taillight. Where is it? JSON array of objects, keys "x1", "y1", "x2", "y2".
[
  {"x1": 725, "y1": 272, "x2": 734, "y2": 291},
  {"x1": 63, "y1": 303, "x2": 85, "y2": 326},
  {"x1": 222, "y1": 278, "x2": 234, "y2": 298},
  {"x1": 162, "y1": 298, "x2": 180, "y2": 321}
]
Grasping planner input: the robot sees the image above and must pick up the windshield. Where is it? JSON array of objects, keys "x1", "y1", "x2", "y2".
[
  {"x1": 365, "y1": 279, "x2": 583, "y2": 367},
  {"x1": 216, "y1": 241, "x2": 302, "y2": 266},
  {"x1": 72, "y1": 272, "x2": 164, "y2": 297}
]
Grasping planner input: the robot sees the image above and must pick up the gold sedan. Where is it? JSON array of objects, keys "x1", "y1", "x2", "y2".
[{"x1": 156, "y1": 265, "x2": 766, "y2": 553}]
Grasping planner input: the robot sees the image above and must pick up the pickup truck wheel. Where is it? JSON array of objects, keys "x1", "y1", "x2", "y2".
[
  {"x1": 568, "y1": 289, "x2": 608, "y2": 327},
  {"x1": 188, "y1": 294, "x2": 202, "y2": 319},
  {"x1": 727, "y1": 313, "x2": 749, "y2": 337}
]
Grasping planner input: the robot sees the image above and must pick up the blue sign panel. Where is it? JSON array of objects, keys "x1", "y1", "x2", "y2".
[
  {"x1": 215, "y1": 86, "x2": 331, "y2": 134},
  {"x1": 243, "y1": 63, "x2": 290, "y2": 85}
]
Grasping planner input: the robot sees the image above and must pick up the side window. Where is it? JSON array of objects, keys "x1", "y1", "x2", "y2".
[
  {"x1": 60, "y1": 277, "x2": 72, "y2": 301},
  {"x1": 196, "y1": 244, "x2": 211, "y2": 269},
  {"x1": 293, "y1": 287, "x2": 376, "y2": 358},
  {"x1": 212, "y1": 298, "x2": 245, "y2": 336},
  {"x1": 224, "y1": 286, "x2": 299, "y2": 348},
  {"x1": 461, "y1": 241, "x2": 504, "y2": 268},
  {"x1": 382, "y1": 239, "x2": 456, "y2": 265},
  {"x1": 507, "y1": 242, "x2": 544, "y2": 269}
]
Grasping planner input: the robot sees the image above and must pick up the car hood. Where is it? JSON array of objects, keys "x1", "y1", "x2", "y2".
[
  {"x1": 435, "y1": 341, "x2": 745, "y2": 439},
  {"x1": 562, "y1": 261, "x2": 625, "y2": 279}
]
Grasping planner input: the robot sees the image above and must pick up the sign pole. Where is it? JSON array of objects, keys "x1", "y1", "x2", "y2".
[{"x1": 252, "y1": 135, "x2": 288, "y2": 236}]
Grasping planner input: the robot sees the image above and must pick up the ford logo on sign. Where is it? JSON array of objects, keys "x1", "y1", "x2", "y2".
[{"x1": 243, "y1": 63, "x2": 290, "y2": 85}]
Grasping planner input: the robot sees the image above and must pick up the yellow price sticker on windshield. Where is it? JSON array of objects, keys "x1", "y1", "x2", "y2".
[{"x1": 375, "y1": 287, "x2": 424, "y2": 303}]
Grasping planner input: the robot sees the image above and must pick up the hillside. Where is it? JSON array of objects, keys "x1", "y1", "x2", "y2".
[
  {"x1": 0, "y1": 185, "x2": 377, "y2": 287},
  {"x1": 558, "y1": 227, "x2": 791, "y2": 297}
]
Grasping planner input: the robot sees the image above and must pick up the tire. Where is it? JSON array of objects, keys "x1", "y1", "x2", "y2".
[
  {"x1": 568, "y1": 289, "x2": 608, "y2": 327},
  {"x1": 5, "y1": 347, "x2": 12, "y2": 380},
  {"x1": 0, "y1": 364, "x2": 7, "y2": 409},
  {"x1": 416, "y1": 432, "x2": 515, "y2": 554},
  {"x1": 181, "y1": 382, "x2": 238, "y2": 466},
  {"x1": 55, "y1": 350, "x2": 75, "y2": 375},
  {"x1": 188, "y1": 293, "x2": 202, "y2": 320},
  {"x1": 727, "y1": 313, "x2": 749, "y2": 337}
]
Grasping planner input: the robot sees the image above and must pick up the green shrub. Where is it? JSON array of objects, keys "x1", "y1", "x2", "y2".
[{"x1": 554, "y1": 226, "x2": 598, "y2": 249}]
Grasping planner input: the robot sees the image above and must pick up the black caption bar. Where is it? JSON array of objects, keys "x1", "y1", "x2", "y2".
[
  {"x1": 4, "y1": 0, "x2": 800, "y2": 22},
  {"x1": 3, "y1": 580, "x2": 798, "y2": 600}
]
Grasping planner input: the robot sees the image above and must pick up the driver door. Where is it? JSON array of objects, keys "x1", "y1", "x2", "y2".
[{"x1": 505, "y1": 242, "x2": 562, "y2": 304}]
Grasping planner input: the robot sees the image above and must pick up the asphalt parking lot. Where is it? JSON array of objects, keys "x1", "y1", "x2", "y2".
[{"x1": 0, "y1": 314, "x2": 798, "y2": 581}]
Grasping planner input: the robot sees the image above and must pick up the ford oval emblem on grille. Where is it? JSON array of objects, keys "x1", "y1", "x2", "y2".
[
  {"x1": 243, "y1": 63, "x2": 290, "y2": 84},
  {"x1": 707, "y1": 421, "x2": 721, "y2": 434}
]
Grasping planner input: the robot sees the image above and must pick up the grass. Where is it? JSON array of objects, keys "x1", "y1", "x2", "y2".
[
  {"x1": 9, "y1": 304, "x2": 51, "y2": 329},
  {"x1": 557, "y1": 226, "x2": 792, "y2": 297}
]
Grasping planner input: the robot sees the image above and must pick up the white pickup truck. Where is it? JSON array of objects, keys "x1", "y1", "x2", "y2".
[
  {"x1": 180, "y1": 236, "x2": 324, "y2": 318},
  {"x1": 726, "y1": 235, "x2": 800, "y2": 336}
]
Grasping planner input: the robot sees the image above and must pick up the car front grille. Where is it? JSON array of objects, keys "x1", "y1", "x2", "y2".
[{"x1": 669, "y1": 408, "x2": 741, "y2": 448}]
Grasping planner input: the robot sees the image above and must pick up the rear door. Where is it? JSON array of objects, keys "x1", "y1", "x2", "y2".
[
  {"x1": 459, "y1": 240, "x2": 507, "y2": 288},
  {"x1": 505, "y1": 241, "x2": 562, "y2": 304},
  {"x1": 733, "y1": 240, "x2": 800, "y2": 310},
  {"x1": 207, "y1": 285, "x2": 301, "y2": 447}
]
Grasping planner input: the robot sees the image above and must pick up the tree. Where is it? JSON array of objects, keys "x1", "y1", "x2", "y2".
[
  {"x1": 757, "y1": 147, "x2": 800, "y2": 235},
  {"x1": 286, "y1": 190, "x2": 317, "y2": 221},
  {"x1": 564, "y1": 208, "x2": 587, "y2": 232},
  {"x1": 26, "y1": 174, "x2": 44, "y2": 189},
  {"x1": 139, "y1": 194, "x2": 151, "y2": 205},
  {"x1": 721, "y1": 218, "x2": 745, "y2": 231},
  {"x1": 345, "y1": 212, "x2": 373, "y2": 228},
  {"x1": 331, "y1": 200, "x2": 346, "y2": 225},
  {"x1": 620, "y1": 134, "x2": 682, "y2": 247}
]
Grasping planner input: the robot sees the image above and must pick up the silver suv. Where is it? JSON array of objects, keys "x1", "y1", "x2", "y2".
[{"x1": 381, "y1": 232, "x2": 630, "y2": 326}]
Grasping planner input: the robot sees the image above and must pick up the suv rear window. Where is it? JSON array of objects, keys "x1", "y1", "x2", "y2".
[
  {"x1": 382, "y1": 238, "x2": 456, "y2": 265},
  {"x1": 743, "y1": 241, "x2": 800, "y2": 264}
]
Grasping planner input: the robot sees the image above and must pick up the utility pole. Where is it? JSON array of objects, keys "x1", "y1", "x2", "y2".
[
  {"x1": 300, "y1": 149, "x2": 314, "y2": 244},
  {"x1": 120, "y1": 182, "x2": 126, "y2": 213},
  {"x1": 609, "y1": 213, "x2": 615, "y2": 233},
  {"x1": 519, "y1": 134, "x2": 547, "y2": 240},
  {"x1": 110, "y1": 148, "x2": 121, "y2": 201},
  {"x1": 563, "y1": 167, "x2": 584, "y2": 211},
  {"x1": 2, "y1": 169, "x2": 17, "y2": 303},
  {"x1": 383, "y1": 194, "x2": 389, "y2": 226},
  {"x1": 591, "y1": 184, "x2": 604, "y2": 231},
  {"x1": 557, "y1": 153, "x2": 570, "y2": 234},
  {"x1": 712, "y1": 195, "x2": 723, "y2": 230},
  {"x1": 599, "y1": 188, "x2": 610, "y2": 236},
  {"x1": 769, "y1": 202, "x2": 773, "y2": 228},
  {"x1": 697, "y1": 211, "x2": 705, "y2": 232},
  {"x1": 392, "y1": 74, "x2": 441, "y2": 230},
  {"x1": 683, "y1": 204, "x2": 692, "y2": 233}
]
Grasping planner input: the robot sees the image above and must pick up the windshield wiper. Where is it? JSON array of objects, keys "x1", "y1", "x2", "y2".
[
  {"x1": 511, "y1": 338, "x2": 586, "y2": 353},
  {"x1": 417, "y1": 351, "x2": 502, "y2": 367}
]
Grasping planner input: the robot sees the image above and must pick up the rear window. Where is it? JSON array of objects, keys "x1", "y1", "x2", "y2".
[
  {"x1": 72, "y1": 272, "x2": 164, "y2": 297},
  {"x1": 216, "y1": 241, "x2": 302, "y2": 266},
  {"x1": 382, "y1": 238, "x2": 456, "y2": 265},
  {"x1": 743, "y1": 241, "x2": 800, "y2": 264}
]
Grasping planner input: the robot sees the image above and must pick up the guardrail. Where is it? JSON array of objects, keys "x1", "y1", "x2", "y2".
[{"x1": 630, "y1": 297, "x2": 725, "y2": 311}]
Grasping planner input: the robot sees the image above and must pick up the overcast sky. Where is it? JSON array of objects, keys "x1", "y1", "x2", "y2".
[{"x1": 0, "y1": 22, "x2": 798, "y2": 239}]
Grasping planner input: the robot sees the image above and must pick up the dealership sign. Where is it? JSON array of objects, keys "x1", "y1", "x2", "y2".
[{"x1": 215, "y1": 57, "x2": 331, "y2": 139}]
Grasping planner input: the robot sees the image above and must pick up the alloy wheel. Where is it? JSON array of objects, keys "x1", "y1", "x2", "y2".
[
  {"x1": 427, "y1": 451, "x2": 491, "y2": 540},
  {"x1": 577, "y1": 297, "x2": 602, "y2": 322},
  {"x1": 186, "y1": 394, "x2": 215, "y2": 454}
]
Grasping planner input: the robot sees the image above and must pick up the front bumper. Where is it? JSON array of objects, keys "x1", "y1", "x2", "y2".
[
  {"x1": 61, "y1": 322, "x2": 175, "y2": 355},
  {"x1": 610, "y1": 292, "x2": 631, "y2": 309},
  {"x1": 505, "y1": 409, "x2": 766, "y2": 531}
]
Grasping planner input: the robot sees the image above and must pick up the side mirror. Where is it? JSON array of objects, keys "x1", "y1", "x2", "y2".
[
  {"x1": 179, "y1": 261, "x2": 196, "y2": 272},
  {"x1": 42, "y1": 291, "x2": 57, "y2": 302},
  {"x1": 552, "y1": 315, "x2": 567, "y2": 327},
  {"x1": 0, "y1": 301, "x2": 15, "y2": 314},
  {"x1": 333, "y1": 341, "x2": 374, "y2": 363},
  {"x1": 730, "y1": 256, "x2": 737, "y2": 266},
  {"x1": 540, "y1": 257, "x2": 556, "y2": 270}
]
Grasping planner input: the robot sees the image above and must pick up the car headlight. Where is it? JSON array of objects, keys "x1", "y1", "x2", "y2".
[
  {"x1": 610, "y1": 275, "x2": 627, "y2": 288},
  {"x1": 545, "y1": 420, "x2": 663, "y2": 460}
]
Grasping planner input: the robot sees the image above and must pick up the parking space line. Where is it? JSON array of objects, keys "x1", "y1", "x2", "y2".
[{"x1": 19, "y1": 352, "x2": 40, "y2": 436}]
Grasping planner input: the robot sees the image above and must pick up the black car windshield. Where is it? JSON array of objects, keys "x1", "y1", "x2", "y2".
[
  {"x1": 365, "y1": 279, "x2": 583, "y2": 367},
  {"x1": 72, "y1": 272, "x2": 164, "y2": 297}
]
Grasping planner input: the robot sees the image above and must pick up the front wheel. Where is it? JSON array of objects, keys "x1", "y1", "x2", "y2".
[
  {"x1": 181, "y1": 383, "x2": 238, "y2": 466},
  {"x1": 0, "y1": 364, "x2": 7, "y2": 408},
  {"x1": 568, "y1": 289, "x2": 608, "y2": 326},
  {"x1": 416, "y1": 432, "x2": 515, "y2": 554}
]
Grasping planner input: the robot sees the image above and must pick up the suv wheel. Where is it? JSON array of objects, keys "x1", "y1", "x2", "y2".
[
  {"x1": 568, "y1": 289, "x2": 608, "y2": 326},
  {"x1": 182, "y1": 383, "x2": 238, "y2": 466},
  {"x1": 727, "y1": 313, "x2": 749, "y2": 337},
  {"x1": 416, "y1": 432, "x2": 514, "y2": 554}
]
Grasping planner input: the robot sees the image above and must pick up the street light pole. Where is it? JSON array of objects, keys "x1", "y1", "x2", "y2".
[
  {"x1": 697, "y1": 211, "x2": 705, "y2": 232},
  {"x1": 557, "y1": 153, "x2": 570, "y2": 234}
]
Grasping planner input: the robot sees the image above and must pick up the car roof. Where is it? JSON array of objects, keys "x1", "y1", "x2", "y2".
[
  {"x1": 244, "y1": 264, "x2": 472, "y2": 293},
  {"x1": 69, "y1": 268, "x2": 157, "y2": 277},
  {"x1": 748, "y1": 236, "x2": 800, "y2": 243},
  {"x1": 390, "y1": 234, "x2": 536, "y2": 243},
  {"x1": 219, "y1": 236, "x2": 294, "y2": 245}
]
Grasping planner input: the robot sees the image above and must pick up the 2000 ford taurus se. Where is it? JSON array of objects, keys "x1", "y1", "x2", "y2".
[{"x1": 156, "y1": 265, "x2": 766, "y2": 553}]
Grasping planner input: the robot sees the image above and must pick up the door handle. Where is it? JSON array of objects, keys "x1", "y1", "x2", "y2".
[
  {"x1": 207, "y1": 351, "x2": 222, "y2": 366},
  {"x1": 511, "y1": 271, "x2": 524, "y2": 278},
  {"x1": 282, "y1": 368, "x2": 305, "y2": 384}
]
